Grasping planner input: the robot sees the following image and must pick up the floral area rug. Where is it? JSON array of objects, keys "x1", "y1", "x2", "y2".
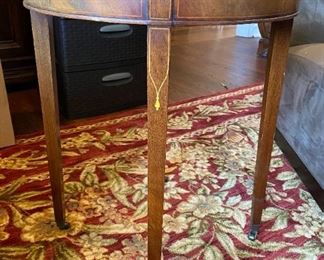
[{"x1": 0, "y1": 85, "x2": 323, "y2": 260}]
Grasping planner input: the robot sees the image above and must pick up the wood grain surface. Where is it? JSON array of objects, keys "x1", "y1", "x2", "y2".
[
  {"x1": 149, "y1": 0, "x2": 172, "y2": 20},
  {"x1": 24, "y1": 0, "x2": 299, "y2": 25},
  {"x1": 25, "y1": 0, "x2": 145, "y2": 19},
  {"x1": 147, "y1": 26, "x2": 171, "y2": 260},
  {"x1": 250, "y1": 19, "x2": 293, "y2": 228},
  {"x1": 175, "y1": 0, "x2": 298, "y2": 20},
  {"x1": 30, "y1": 11, "x2": 69, "y2": 229}
]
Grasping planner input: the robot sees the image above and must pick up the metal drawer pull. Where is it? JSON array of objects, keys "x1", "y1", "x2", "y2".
[
  {"x1": 101, "y1": 72, "x2": 133, "y2": 87},
  {"x1": 99, "y1": 24, "x2": 133, "y2": 38}
]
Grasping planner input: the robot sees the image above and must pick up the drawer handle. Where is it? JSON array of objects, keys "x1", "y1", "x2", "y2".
[
  {"x1": 101, "y1": 72, "x2": 133, "y2": 87},
  {"x1": 99, "y1": 24, "x2": 133, "y2": 38}
]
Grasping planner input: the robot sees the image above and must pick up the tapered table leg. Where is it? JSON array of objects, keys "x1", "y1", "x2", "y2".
[
  {"x1": 249, "y1": 19, "x2": 293, "y2": 241},
  {"x1": 147, "y1": 26, "x2": 171, "y2": 259},
  {"x1": 30, "y1": 11, "x2": 69, "y2": 230}
]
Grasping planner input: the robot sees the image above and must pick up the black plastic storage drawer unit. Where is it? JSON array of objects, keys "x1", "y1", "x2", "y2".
[
  {"x1": 54, "y1": 18, "x2": 147, "y2": 119},
  {"x1": 57, "y1": 61, "x2": 146, "y2": 120}
]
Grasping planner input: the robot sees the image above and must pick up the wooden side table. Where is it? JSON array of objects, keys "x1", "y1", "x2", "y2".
[{"x1": 23, "y1": 1, "x2": 299, "y2": 259}]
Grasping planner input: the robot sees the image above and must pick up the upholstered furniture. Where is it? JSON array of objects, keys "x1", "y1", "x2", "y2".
[
  {"x1": 0, "y1": 60, "x2": 15, "y2": 148},
  {"x1": 23, "y1": 1, "x2": 299, "y2": 258},
  {"x1": 278, "y1": 0, "x2": 324, "y2": 189}
]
